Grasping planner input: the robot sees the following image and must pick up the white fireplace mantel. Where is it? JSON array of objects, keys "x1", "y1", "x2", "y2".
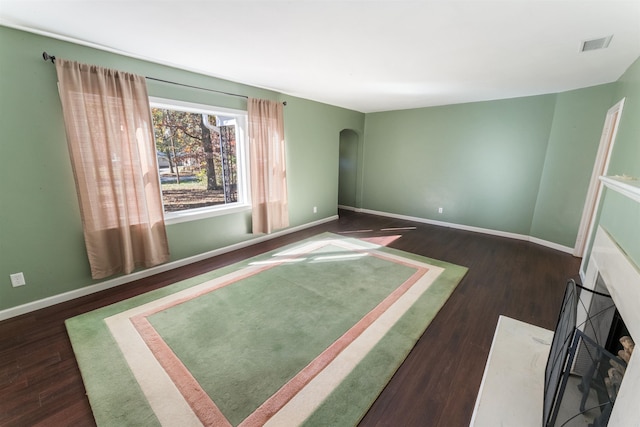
[{"x1": 600, "y1": 175, "x2": 640, "y2": 204}]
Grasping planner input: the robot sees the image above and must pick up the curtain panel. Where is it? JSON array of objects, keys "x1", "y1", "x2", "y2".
[
  {"x1": 248, "y1": 98, "x2": 289, "y2": 234},
  {"x1": 55, "y1": 59, "x2": 170, "y2": 279}
]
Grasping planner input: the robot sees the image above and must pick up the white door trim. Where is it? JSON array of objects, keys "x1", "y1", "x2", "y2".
[{"x1": 574, "y1": 98, "x2": 625, "y2": 258}]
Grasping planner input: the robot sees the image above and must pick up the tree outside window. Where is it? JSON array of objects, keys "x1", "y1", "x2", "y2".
[{"x1": 150, "y1": 101, "x2": 245, "y2": 214}]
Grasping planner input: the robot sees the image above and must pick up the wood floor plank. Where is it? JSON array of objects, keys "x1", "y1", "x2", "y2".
[{"x1": 0, "y1": 210, "x2": 581, "y2": 426}]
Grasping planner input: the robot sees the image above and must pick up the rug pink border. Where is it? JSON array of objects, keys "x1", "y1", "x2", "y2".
[{"x1": 129, "y1": 248, "x2": 429, "y2": 426}]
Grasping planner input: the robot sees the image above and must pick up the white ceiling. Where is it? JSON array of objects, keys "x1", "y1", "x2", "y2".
[{"x1": 1, "y1": 0, "x2": 639, "y2": 113}]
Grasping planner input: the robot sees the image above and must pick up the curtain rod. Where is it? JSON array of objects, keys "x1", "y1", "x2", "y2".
[{"x1": 42, "y1": 52, "x2": 286, "y2": 105}]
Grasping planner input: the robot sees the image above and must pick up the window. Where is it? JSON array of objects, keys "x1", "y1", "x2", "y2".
[{"x1": 149, "y1": 98, "x2": 249, "y2": 222}]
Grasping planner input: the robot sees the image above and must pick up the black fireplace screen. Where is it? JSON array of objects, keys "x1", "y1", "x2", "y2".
[
  {"x1": 543, "y1": 279, "x2": 628, "y2": 427},
  {"x1": 543, "y1": 279, "x2": 578, "y2": 427}
]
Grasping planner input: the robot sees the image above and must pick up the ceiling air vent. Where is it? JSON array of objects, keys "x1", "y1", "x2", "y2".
[{"x1": 581, "y1": 35, "x2": 613, "y2": 52}]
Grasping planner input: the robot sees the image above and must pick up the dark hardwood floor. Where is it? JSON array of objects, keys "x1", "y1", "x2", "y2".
[{"x1": 0, "y1": 210, "x2": 581, "y2": 426}]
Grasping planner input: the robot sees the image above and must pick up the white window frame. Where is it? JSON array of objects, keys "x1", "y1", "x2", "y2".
[{"x1": 149, "y1": 97, "x2": 251, "y2": 225}]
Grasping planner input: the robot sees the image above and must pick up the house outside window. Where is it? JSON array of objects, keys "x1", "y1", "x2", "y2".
[{"x1": 149, "y1": 97, "x2": 249, "y2": 223}]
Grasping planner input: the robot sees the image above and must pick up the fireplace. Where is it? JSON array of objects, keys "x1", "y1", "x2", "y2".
[
  {"x1": 469, "y1": 213, "x2": 639, "y2": 426},
  {"x1": 547, "y1": 226, "x2": 640, "y2": 426},
  {"x1": 573, "y1": 274, "x2": 629, "y2": 377}
]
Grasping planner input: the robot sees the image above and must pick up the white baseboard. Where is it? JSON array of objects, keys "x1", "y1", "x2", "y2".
[
  {"x1": 528, "y1": 236, "x2": 574, "y2": 254},
  {"x1": 337, "y1": 204, "x2": 357, "y2": 211},
  {"x1": 355, "y1": 208, "x2": 575, "y2": 254},
  {"x1": 0, "y1": 215, "x2": 338, "y2": 321}
]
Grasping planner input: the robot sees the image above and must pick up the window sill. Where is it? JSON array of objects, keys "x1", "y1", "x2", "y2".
[{"x1": 164, "y1": 204, "x2": 252, "y2": 225}]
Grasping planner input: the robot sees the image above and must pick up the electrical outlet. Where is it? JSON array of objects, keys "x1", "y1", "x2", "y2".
[
  {"x1": 438, "y1": 207, "x2": 443, "y2": 214},
  {"x1": 10, "y1": 272, "x2": 26, "y2": 287},
  {"x1": 313, "y1": 206, "x2": 317, "y2": 213}
]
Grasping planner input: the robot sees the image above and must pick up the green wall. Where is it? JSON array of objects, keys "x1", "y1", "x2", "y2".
[
  {"x1": 282, "y1": 96, "x2": 364, "y2": 225},
  {"x1": 530, "y1": 84, "x2": 616, "y2": 246},
  {"x1": 0, "y1": 26, "x2": 364, "y2": 312},
  {"x1": 363, "y1": 95, "x2": 557, "y2": 235},
  {"x1": 362, "y1": 84, "x2": 618, "y2": 246},
  {"x1": 594, "y1": 56, "x2": 640, "y2": 267}
]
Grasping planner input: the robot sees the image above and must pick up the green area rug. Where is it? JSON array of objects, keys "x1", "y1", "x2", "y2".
[{"x1": 66, "y1": 233, "x2": 467, "y2": 426}]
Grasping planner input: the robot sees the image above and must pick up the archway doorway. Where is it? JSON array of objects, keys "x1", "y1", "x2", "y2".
[{"x1": 338, "y1": 129, "x2": 359, "y2": 209}]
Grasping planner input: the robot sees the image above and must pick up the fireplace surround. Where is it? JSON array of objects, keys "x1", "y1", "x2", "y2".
[
  {"x1": 577, "y1": 225, "x2": 640, "y2": 426},
  {"x1": 542, "y1": 222, "x2": 638, "y2": 426}
]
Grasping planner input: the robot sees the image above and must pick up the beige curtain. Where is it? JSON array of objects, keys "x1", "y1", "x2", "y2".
[
  {"x1": 248, "y1": 98, "x2": 289, "y2": 234},
  {"x1": 55, "y1": 59, "x2": 170, "y2": 279}
]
